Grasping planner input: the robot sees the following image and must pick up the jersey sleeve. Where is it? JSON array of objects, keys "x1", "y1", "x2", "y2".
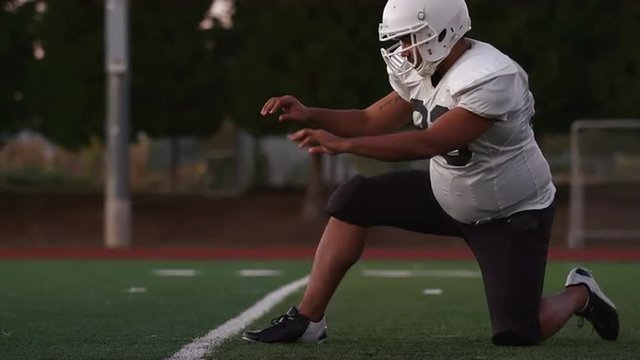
[{"x1": 454, "y1": 72, "x2": 524, "y2": 121}]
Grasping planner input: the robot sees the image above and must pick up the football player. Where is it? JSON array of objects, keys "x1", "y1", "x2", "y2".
[{"x1": 243, "y1": 0, "x2": 618, "y2": 346}]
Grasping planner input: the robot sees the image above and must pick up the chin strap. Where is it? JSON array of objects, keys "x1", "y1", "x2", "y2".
[{"x1": 415, "y1": 58, "x2": 443, "y2": 77}]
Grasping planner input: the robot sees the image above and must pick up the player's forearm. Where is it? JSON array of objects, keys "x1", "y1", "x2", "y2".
[
  {"x1": 306, "y1": 107, "x2": 370, "y2": 138},
  {"x1": 344, "y1": 131, "x2": 439, "y2": 162}
]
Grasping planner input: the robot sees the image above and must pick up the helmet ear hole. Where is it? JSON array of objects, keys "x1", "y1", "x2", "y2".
[{"x1": 437, "y1": 29, "x2": 447, "y2": 43}]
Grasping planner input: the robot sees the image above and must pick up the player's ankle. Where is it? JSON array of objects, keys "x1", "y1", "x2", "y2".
[
  {"x1": 297, "y1": 306, "x2": 324, "y2": 322},
  {"x1": 567, "y1": 284, "x2": 590, "y2": 312}
]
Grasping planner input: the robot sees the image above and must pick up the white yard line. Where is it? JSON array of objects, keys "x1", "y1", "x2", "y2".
[
  {"x1": 126, "y1": 286, "x2": 147, "y2": 294},
  {"x1": 362, "y1": 269, "x2": 481, "y2": 278},
  {"x1": 422, "y1": 288, "x2": 443, "y2": 295},
  {"x1": 153, "y1": 269, "x2": 199, "y2": 277},
  {"x1": 167, "y1": 275, "x2": 309, "y2": 360},
  {"x1": 237, "y1": 269, "x2": 283, "y2": 277}
]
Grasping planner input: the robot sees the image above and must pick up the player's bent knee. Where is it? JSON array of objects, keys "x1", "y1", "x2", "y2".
[
  {"x1": 492, "y1": 331, "x2": 539, "y2": 347},
  {"x1": 326, "y1": 175, "x2": 367, "y2": 226}
]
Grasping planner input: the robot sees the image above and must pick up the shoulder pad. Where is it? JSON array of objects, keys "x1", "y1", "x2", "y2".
[{"x1": 447, "y1": 41, "x2": 519, "y2": 96}]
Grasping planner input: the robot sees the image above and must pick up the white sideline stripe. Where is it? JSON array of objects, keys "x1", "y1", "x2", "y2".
[
  {"x1": 362, "y1": 269, "x2": 481, "y2": 278},
  {"x1": 166, "y1": 275, "x2": 309, "y2": 360},
  {"x1": 153, "y1": 269, "x2": 199, "y2": 277}
]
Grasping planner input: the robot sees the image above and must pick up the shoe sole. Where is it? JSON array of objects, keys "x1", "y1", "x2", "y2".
[
  {"x1": 241, "y1": 334, "x2": 327, "y2": 344},
  {"x1": 241, "y1": 335, "x2": 261, "y2": 344}
]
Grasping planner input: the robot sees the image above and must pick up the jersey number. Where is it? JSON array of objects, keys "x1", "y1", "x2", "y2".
[{"x1": 410, "y1": 100, "x2": 472, "y2": 167}]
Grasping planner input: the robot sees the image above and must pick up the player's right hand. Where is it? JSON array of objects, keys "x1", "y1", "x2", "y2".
[{"x1": 260, "y1": 95, "x2": 309, "y2": 122}]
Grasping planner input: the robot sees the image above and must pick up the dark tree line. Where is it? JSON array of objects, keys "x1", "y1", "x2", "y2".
[{"x1": 1, "y1": 0, "x2": 639, "y2": 147}]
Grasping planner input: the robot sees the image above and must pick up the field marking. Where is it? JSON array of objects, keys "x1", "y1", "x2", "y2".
[
  {"x1": 362, "y1": 269, "x2": 481, "y2": 278},
  {"x1": 126, "y1": 287, "x2": 147, "y2": 294},
  {"x1": 238, "y1": 269, "x2": 282, "y2": 277},
  {"x1": 422, "y1": 288, "x2": 443, "y2": 295},
  {"x1": 166, "y1": 275, "x2": 309, "y2": 360},
  {"x1": 153, "y1": 269, "x2": 199, "y2": 277}
]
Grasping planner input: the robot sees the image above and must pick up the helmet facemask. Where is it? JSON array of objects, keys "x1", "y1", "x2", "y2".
[
  {"x1": 380, "y1": 25, "x2": 450, "y2": 78},
  {"x1": 378, "y1": 0, "x2": 472, "y2": 79}
]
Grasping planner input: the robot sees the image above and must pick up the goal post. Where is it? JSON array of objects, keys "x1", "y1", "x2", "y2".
[{"x1": 568, "y1": 119, "x2": 640, "y2": 248}]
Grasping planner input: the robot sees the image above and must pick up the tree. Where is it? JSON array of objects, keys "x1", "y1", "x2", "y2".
[
  {"x1": 130, "y1": 0, "x2": 231, "y2": 191},
  {"x1": 229, "y1": 0, "x2": 388, "y2": 218},
  {"x1": 21, "y1": 0, "x2": 104, "y2": 149},
  {"x1": 0, "y1": 1, "x2": 37, "y2": 134},
  {"x1": 1, "y1": 0, "x2": 638, "y2": 185},
  {"x1": 2, "y1": 0, "x2": 231, "y2": 151},
  {"x1": 467, "y1": 0, "x2": 640, "y2": 134}
]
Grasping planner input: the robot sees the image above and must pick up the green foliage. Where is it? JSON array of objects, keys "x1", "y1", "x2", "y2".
[
  {"x1": 228, "y1": 0, "x2": 388, "y2": 136},
  {"x1": 21, "y1": 0, "x2": 104, "y2": 149},
  {"x1": 229, "y1": 0, "x2": 640, "y2": 135},
  {"x1": 0, "y1": 2, "x2": 34, "y2": 132},
  {"x1": 0, "y1": 168, "x2": 93, "y2": 190},
  {"x1": 0, "y1": 0, "x2": 639, "y2": 145},
  {"x1": 130, "y1": 0, "x2": 229, "y2": 138},
  {"x1": 0, "y1": 0, "x2": 229, "y2": 148},
  {"x1": 467, "y1": 0, "x2": 640, "y2": 132}
]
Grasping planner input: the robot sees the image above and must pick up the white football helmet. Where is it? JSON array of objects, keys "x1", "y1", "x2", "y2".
[{"x1": 379, "y1": 0, "x2": 471, "y2": 77}]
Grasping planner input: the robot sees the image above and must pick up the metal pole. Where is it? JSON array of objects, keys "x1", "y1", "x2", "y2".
[
  {"x1": 567, "y1": 119, "x2": 640, "y2": 247},
  {"x1": 568, "y1": 122, "x2": 583, "y2": 248},
  {"x1": 105, "y1": 0, "x2": 131, "y2": 248}
]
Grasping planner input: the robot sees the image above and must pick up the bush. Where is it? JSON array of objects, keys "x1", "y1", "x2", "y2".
[{"x1": 0, "y1": 168, "x2": 93, "y2": 191}]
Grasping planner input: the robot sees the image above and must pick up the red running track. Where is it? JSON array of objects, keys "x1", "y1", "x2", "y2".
[{"x1": 1, "y1": 247, "x2": 640, "y2": 261}]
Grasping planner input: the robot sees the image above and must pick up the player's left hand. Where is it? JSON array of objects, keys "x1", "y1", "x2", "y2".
[{"x1": 288, "y1": 129, "x2": 348, "y2": 155}]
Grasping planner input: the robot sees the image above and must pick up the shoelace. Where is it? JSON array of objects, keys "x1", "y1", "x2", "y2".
[
  {"x1": 270, "y1": 314, "x2": 293, "y2": 326},
  {"x1": 576, "y1": 306, "x2": 596, "y2": 334}
]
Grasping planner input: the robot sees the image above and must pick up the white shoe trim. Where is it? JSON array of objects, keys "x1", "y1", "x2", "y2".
[
  {"x1": 298, "y1": 315, "x2": 328, "y2": 343},
  {"x1": 565, "y1": 267, "x2": 616, "y2": 310}
]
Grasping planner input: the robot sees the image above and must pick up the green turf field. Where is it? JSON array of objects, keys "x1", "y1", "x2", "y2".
[{"x1": 0, "y1": 260, "x2": 638, "y2": 359}]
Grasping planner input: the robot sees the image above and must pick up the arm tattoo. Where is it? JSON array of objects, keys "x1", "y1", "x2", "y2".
[{"x1": 378, "y1": 94, "x2": 401, "y2": 111}]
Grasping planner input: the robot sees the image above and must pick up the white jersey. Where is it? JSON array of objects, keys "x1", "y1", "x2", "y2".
[{"x1": 388, "y1": 39, "x2": 555, "y2": 224}]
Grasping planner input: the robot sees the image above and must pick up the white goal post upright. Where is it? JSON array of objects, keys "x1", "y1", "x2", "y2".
[{"x1": 568, "y1": 119, "x2": 640, "y2": 248}]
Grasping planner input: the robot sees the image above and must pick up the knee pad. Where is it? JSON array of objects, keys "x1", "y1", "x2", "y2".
[{"x1": 326, "y1": 175, "x2": 367, "y2": 226}]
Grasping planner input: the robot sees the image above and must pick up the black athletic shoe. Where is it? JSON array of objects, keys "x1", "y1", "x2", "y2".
[
  {"x1": 565, "y1": 267, "x2": 619, "y2": 340},
  {"x1": 242, "y1": 306, "x2": 328, "y2": 344}
]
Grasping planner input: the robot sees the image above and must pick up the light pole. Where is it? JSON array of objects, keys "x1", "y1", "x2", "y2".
[{"x1": 104, "y1": 0, "x2": 131, "y2": 248}]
